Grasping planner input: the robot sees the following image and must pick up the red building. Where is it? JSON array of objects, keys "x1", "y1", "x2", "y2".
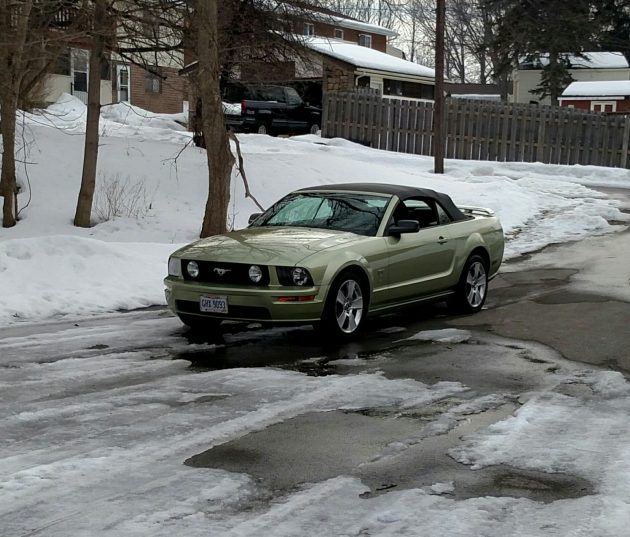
[{"x1": 559, "y1": 80, "x2": 630, "y2": 113}]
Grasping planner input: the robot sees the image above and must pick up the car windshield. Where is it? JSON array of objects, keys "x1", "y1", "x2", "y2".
[{"x1": 256, "y1": 192, "x2": 390, "y2": 236}]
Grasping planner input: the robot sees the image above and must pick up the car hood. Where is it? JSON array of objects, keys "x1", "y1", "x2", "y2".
[{"x1": 174, "y1": 227, "x2": 361, "y2": 266}]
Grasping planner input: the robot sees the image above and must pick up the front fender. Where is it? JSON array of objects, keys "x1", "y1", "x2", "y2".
[{"x1": 304, "y1": 250, "x2": 374, "y2": 294}]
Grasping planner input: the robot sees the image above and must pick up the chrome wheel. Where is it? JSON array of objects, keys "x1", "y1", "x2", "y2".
[
  {"x1": 465, "y1": 261, "x2": 487, "y2": 308},
  {"x1": 335, "y1": 279, "x2": 364, "y2": 334},
  {"x1": 257, "y1": 123, "x2": 268, "y2": 135},
  {"x1": 309, "y1": 123, "x2": 320, "y2": 135}
]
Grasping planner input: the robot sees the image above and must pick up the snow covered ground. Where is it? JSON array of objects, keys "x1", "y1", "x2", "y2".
[
  {"x1": 2, "y1": 320, "x2": 630, "y2": 536},
  {"x1": 1, "y1": 93, "x2": 629, "y2": 325}
]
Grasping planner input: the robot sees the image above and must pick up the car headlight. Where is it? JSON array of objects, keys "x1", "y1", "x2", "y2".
[
  {"x1": 277, "y1": 266, "x2": 313, "y2": 286},
  {"x1": 292, "y1": 267, "x2": 311, "y2": 286},
  {"x1": 168, "y1": 257, "x2": 182, "y2": 277},
  {"x1": 249, "y1": 265, "x2": 263, "y2": 283},
  {"x1": 186, "y1": 260, "x2": 200, "y2": 278}
]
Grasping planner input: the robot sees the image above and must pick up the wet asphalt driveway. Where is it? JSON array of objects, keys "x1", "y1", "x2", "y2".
[{"x1": 1, "y1": 189, "x2": 629, "y2": 535}]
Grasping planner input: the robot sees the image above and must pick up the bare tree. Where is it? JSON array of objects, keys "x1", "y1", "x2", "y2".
[
  {"x1": 190, "y1": 0, "x2": 328, "y2": 237},
  {"x1": 74, "y1": 0, "x2": 108, "y2": 227},
  {"x1": 0, "y1": 1, "x2": 71, "y2": 227},
  {"x1": 195, "y1": 0, "x2": 234, "y2": 238},
  {"x1": 73, "y1": 0, "x2": 187, "y2": 227}
]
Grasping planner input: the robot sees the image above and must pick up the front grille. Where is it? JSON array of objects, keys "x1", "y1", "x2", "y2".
[
  {"x1": 176, "y1": 300, "x2": 272, "y2": 320},
  {"x1": 181, "y1": 260, "x2": 270, "y2": 286}
]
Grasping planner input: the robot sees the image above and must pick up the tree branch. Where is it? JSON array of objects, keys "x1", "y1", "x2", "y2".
[{"x1": 228, "y1": 130, "x2": 264, "y2": 212}]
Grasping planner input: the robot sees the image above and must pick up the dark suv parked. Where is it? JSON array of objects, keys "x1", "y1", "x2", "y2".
[{"x1": 222, "y1": 85, "x2": 322, "y2": 136}]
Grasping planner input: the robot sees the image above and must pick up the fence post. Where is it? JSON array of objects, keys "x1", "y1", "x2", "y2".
[
  {"x1": 536, "y1": 109, "x2": 546, "y2": 162},
  {"x1": 621, "y1": 116, "x2": 630, "y2": 169},
  {"x1": 321, "y1": 91, "x2": 330, "y2": 138}
]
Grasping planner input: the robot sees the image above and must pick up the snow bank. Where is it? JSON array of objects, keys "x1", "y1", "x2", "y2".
[
  {"x1": 223, "y1": 102, "x2": 241, "y2": 115},
  {"x1": 101, "y1": 102, "x2": 187, "y2": 131},
  {"x1": 0, "y1": 236, "x2": 177, "y2": 323},
  {"x1": 24, "y1": 93, "x2": 191, "y2": 143}
]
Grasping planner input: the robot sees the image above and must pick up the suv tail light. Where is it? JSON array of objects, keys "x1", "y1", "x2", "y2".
[{"x1": 241, "y1": 100, "x2": 246, "y2": 114}]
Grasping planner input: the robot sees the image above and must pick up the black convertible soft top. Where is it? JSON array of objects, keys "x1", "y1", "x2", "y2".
[{"x1": 298, "y1": 183, "x2": 468, "y2": 222}]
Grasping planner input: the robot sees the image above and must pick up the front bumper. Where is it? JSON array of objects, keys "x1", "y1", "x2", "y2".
[{"x1": 164, "y1": 277, "x2": 328, "y2": 323}]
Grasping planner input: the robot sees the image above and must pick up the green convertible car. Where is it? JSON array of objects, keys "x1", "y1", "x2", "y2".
[{"x1": 165, "y1": 184, "x2": 504, "y2": 338}]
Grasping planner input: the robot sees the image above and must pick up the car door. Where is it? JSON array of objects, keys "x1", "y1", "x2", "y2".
[
  {"x1": 385, "y1": 199, "x2": 457, "y2": 303},
  {"x1": 260, "y1": 87, "x2": 288, "y2": 132},
  {"x1": 284, "y1": 88, "x2": 309, "y2": 132}
]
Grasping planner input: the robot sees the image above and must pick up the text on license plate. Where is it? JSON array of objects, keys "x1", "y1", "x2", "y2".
[{"x1": 200, "y1": 295, "x2": 228, "y2": 314}]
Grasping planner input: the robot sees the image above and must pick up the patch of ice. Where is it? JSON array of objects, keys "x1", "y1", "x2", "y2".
[
  {"x1": 404, "y1": 328, "x2": 472, "y2": 344},
  {"x1": 429, "y1": 481, "x2": 455, "y2": 495}
]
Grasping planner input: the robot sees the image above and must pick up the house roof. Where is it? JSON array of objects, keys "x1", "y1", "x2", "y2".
[
  {"x1": 287, "y1": 2, "x2": 398, "y2": 37},
  {"x1": 519, "y1": 52, "x2": 629, "y2": 70},
  {"x1": 320, "y1": 14, "x2": 398, "y2": 38},
  {"x1": 305, "y1": 37, "x2": 435, "y2": 79},
  {"x1": 562, "y1": 80, "x2": 630, "y2": 97}
]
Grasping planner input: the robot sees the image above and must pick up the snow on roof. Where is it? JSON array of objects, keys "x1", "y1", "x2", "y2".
[
  {"x1": 305, "y1": 37, "x2": 435, "y2": 79},
  {"x1": 562, "y1": 80, "x2": 630, "y2": 97},
  {"x1": 520, "y1": 52, "x2": 629, "y2": 69}
]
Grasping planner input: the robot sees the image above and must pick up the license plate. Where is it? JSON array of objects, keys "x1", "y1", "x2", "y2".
[{"x1": 200, "y1": 295, "x2": 228, "y2": 314}]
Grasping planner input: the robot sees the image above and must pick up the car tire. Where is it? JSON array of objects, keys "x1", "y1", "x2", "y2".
[
  {"x1": 321, "y1": 269, "x2": 368, "y2": 339},
  {"x1": 449, "y1": 254, "x2": 488, "y2": 314},
  {"x1": 177, "y1": 314, "x2": 221, "y2": 333},
  {"x1": 309, "y1": 123, "x2": 320, "y2": 135}
]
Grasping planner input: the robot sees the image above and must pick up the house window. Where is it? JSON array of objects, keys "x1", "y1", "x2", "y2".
[
  {"x1": 591, "y1": 101, "x2": 616, "y2": 113},
  {"x1": 383, "y1": 79, "x2": 434, "y2": 100},
  {"x1": 358, "y1": 34, "x2": 372, "y2": 48},
  {"x1": 54, "y1": 49, "x2": 71, "y2": 76},
  {"x1": 304, "y1": 22, "x2": 314, "y2": 36},
  {"x1": 144, "y1": 69, "x2": 161, "y2": 93},
  {"x1": 334, "y1": 28, "x2": 344, "y2": 39}
]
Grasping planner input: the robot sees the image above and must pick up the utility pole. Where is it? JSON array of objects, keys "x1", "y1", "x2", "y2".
[{"x1": 434, "y1": 0, "x2": 445, "y2": 174}]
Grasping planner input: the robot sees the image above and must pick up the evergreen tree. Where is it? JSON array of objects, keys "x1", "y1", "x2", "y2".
[
  {"x1": 594, "y1": 0, "x2": 630, "y2": 62},
  {"x1": 483, "y1": 0, "x2": 595, "y2": 104}
]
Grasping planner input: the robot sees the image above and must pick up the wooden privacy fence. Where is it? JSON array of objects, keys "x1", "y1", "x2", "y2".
[{"x1": 321, "y1": 90, "x2": 630, "y2": 169}]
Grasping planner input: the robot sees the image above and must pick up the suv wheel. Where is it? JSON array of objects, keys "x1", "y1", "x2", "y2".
[{"x1": 256, "y1": 122, "x2": 269, "y2": 135}]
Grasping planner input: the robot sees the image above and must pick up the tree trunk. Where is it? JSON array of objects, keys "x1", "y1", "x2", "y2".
[
  {"x1": 0, "y1": 92, "x2": 18, "y2": 228},
  {"x1": 197, "y1": 0, "x2": 234, "y2": 238},
  {"x1": 434, "y1": 0, "x2": 446, "y2": 174},
  {"x1": 74, "y1": 0, "x2": 106, "y2": 228}
]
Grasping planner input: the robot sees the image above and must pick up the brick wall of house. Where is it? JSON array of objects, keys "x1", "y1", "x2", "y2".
[
  {"x1": 322, "y1": 58, "x2": 355, "y2": 93},
  {"x1": 313, "y1": 22, "x2": 387, "y2": 52},
  {"x1": 128, "y1": 65, "x2": 186, "y2": 114}
]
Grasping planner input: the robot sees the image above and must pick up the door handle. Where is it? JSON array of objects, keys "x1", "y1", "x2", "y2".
[{"x1": 437, "y1": 236, "x2": 448, "y2": 244}]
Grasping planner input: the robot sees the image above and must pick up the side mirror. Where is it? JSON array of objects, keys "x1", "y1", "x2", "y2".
[
  {"x1": 248, "y1": 213, "x2": 263, "y2": 225},
  {"x1": 388, "y1": 219, "x2": 420, "y2": 236}
]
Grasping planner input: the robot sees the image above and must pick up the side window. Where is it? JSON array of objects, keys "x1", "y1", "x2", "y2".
[
  {"x1": 286, "y1": 88, "x2": 302, "y2": 106},
  {"x1": 402, "y1": 198, "x2": 437, "y2": 228},
  {"x1": 270, "y1": 87, "x2": 286, "y2": 103},
  {"x1": 435, "y1": 203, "x2": 452, "y2": 225}
]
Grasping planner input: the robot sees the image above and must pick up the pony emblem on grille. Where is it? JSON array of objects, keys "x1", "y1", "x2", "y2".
[{"x1": 213, "y1": 267, "x2": 231, "y2": 277}]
